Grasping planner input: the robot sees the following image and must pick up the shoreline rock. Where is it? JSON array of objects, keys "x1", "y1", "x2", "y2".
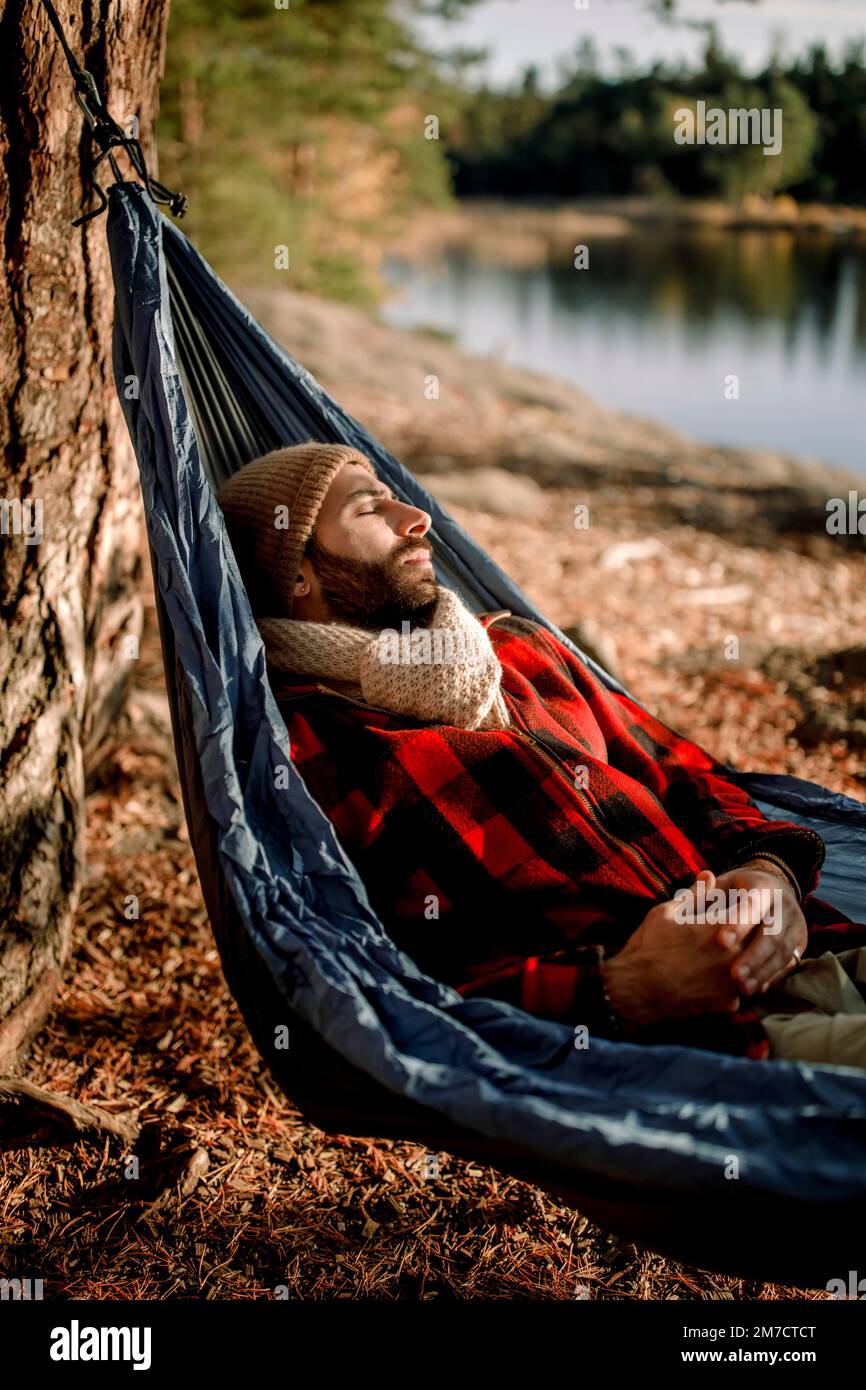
[
  {"x1": 239, "y1": 283, "x2": 864, "y2": 548},
  {"x1": 388, "y1": 197, "x2": 866, "y2": 269},
  {"x1": 235, "y1": 282, "x2": 865, "y2": 793}
]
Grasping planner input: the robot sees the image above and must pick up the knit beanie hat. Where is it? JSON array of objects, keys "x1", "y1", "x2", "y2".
[{"x1": 216, "y1": 442, "x2": 377, "y2": 616}]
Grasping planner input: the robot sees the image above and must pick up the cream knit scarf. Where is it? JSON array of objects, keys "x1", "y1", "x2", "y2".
[{"x1": 257, "y1": 586, "x2": 511, "y2": 731}]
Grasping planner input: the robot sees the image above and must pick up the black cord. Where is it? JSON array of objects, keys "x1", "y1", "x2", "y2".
[
  {"x1": 37, "y1": 0, "x2": 187, "y2": 224},
  {"x1": 40, "y1": 0, "x2": 85, "y2": 81}
]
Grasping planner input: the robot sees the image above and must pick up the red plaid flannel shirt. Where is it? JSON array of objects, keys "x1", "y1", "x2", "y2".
[{"x1": 271, "y1": 611, "x2": 865, "y2": 1060}]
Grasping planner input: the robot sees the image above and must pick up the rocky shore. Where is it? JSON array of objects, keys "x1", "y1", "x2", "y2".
[
  {"x1": 388, "y1": 196, "x2": 866, "y2": 266},
  {"x1": 240, "y1": 283, "x2": 866, "y2": 799}
]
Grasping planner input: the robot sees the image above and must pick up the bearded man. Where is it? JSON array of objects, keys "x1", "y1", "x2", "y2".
[{"x1": 217, "y1": 442, "x2": 866, "y2": 1068}]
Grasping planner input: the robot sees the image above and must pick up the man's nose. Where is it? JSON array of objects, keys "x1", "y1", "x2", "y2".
[{"x1": 394, "y1": 501, "x2": 432, "y2": 538}]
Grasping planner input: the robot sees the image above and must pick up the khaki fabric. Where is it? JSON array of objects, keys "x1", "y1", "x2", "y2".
[{"x1": 753, "y1": 949, "x2": 866, "y2": 1070}]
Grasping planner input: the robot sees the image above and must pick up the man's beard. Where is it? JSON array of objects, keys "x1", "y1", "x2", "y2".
[{"x1": 305, "y1": 533, "x2": 439, "y2": 632}]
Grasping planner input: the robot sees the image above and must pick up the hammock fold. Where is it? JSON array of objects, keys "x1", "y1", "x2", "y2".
[{"x1": 107, "y1": 182, "x2": 866, "y2": 1285}]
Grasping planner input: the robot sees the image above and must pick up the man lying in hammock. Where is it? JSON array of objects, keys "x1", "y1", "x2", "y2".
[{"x1": 217, "y1": 442, "x2": 866, "y2": 1070}]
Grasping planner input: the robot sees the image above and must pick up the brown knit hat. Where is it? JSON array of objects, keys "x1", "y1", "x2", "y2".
[{"x1": 216, "y1": 442, "x2": 377, "y2": 616}]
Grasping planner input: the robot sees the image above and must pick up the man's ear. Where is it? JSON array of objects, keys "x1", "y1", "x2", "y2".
[{"x1": 294, "y1": 556, "x2": 314, "y2": 597}]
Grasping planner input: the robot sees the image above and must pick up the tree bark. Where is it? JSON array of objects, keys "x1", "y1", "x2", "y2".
[{"x1": 0, "y1": 0, "x2": 170, "y2": 1073}]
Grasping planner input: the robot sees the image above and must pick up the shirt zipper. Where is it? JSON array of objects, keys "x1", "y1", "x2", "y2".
[
  {"x1": 511, "y1": 724, "x2": 668, "y2": 895},
  {"x1": 315, "y1": 683, "x2": 402, "y2": 718}
]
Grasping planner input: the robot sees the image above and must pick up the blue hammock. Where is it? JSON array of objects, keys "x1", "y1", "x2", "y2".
[{"x1": 107, "y1": 182, "x2": 866, "y2": 1286}]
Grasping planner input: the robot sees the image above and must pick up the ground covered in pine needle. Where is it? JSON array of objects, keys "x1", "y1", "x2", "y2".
[{"x1": 3, "y1": 478, "x2": 863, "y2": 1302}]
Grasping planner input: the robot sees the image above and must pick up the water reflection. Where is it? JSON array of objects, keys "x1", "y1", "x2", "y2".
[{"x1": 382, "y1": 230, "x2": 866, "y2": 472}]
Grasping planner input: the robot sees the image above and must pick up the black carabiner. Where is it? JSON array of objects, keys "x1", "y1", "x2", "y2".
[{"x1": 38, "y1": 0, "x2": 187, "y2": 225}]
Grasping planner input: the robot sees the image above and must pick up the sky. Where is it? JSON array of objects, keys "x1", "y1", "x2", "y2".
[{"x1": 417, "y1": 0, "x2": 866, "y2": 88}]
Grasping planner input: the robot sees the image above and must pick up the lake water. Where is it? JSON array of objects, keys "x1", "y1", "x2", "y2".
[{"x1": 381, "y1": 228, "x2": 866, "y2": 475}]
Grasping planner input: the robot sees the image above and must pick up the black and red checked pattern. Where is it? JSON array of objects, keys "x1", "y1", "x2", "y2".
[{"x1": 270, "y1": 611, "x2": 859, "y2": 1061}]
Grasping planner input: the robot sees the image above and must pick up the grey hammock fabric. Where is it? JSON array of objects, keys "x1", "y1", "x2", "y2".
[{"x1": 107, "y1": 181, "x2": 866, "y2": 1217}]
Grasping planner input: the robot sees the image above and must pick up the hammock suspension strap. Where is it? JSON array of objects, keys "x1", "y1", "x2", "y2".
[{"x1": 38, "y1": 0, "x2": 187, "y2": 225}]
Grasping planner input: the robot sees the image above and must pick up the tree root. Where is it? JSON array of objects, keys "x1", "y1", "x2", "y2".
[{"x1": 0, "y1": 1076, "x2": 140, "y2": 1151}]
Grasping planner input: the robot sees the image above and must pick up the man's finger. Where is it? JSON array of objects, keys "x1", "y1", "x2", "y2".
[
  {"x1": 715, "y1": 895, "x2": 771, "y2": 950},
  {"x1": 759, "y1": 962, "x2": 798, "y2": 995},
  {"x1": 731, "y1": 934, "x2": 792, "y2": 994},
  {"x1": 716, "y1": 917, "x2": 760, "y2": 951}
]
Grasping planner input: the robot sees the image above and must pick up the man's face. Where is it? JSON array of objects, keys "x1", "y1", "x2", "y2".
[{"x1": 292, "y1": 461, "x2": 438, "y2": 631}]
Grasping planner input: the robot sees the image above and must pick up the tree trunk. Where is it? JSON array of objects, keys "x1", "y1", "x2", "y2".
[{"x1": 0, "y1": 0, "x2": 170, "y2": 1072}]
